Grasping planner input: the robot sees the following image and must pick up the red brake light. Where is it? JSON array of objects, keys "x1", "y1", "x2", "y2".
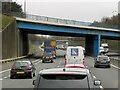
[
  {"x1": 83, "y1": 58, "x2": 85, "y2": 64},
  {"x1": 11, "y1": 68, "x2": 15, "y2": 70},
  {"x1": 26, "y1": 66, "x2": 31, "y2": 70}
]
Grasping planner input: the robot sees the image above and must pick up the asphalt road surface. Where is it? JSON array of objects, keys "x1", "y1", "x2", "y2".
[{"x1": 0, "y1": 50, "x2": 119, "y2": 90}]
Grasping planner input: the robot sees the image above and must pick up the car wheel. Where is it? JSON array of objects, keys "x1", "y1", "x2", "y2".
[
  {"x1": 94, "y1": 65, "x2": 96, "y2": 68},
  {"x1": 42, "y1": 60, "x2": 44, "y2": 63},
  {"x1": 29, "y1": 72, "x2": 33, "y2": 78},
  {"x1": 33, "y1": 72, "x2": 35, "y2": 77},
  {"x1": 10, "y1": 75, "x2": 14, "y2": 79},
  {"x1": 108, "y1": 65, "x2": 110, "y2": 68},
  {"x1": 51, "y1": 60, "x2": 53, "y2": 63}
]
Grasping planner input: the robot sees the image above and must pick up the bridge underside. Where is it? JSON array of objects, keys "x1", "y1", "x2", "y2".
[
  {"x1": 17, "y1": 20, "x2": 120, "y2": 56},
  {"x1": 20, "y1": 29, "x2": 102, "y2": 56}
]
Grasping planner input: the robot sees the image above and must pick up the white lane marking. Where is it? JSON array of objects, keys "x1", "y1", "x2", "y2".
[
  {"x1": 3, "y1": 77, "x2": 7, "y2": 79},
  {"x1": 111, "y1": 64, "x2": 120, "y2": 69},
  {"x1": 8, "y1": 75, "x2": 10, "y2": 77},
  {"x1": 0, "y1": 78, "x2": 3, "y2": 80},
  {"x1": 99, "y1": 85, "x2": 104, "y2": 89},
  {"x1": 93, "y1": 76, "x2": 96, "y2": 79},
  {"x1": 57, "y1": 66, "x2": 60, "y2": 67},
  {"x1": 0, "y1": 69, "x2": 11, "y2": 74},
  {"x1": 32, "y1": 59, "x2": 40, "y2": 63},
  {"x1": 35, "y1": 60, "x2": 42, "y2": 65}
]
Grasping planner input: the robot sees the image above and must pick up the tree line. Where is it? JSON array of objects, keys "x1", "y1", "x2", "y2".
[{"x1": 92, "y1": 14, "x2": 120, "y2": 28}]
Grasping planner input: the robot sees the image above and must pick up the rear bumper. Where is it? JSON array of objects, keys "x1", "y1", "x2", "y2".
[
  {"x1": 95, "y1": 62, "x2": 110, "y2": 66},
  {"x1": 42, "y1": 58, "x2": 53, "y2": 61},
  {"x1": 10, "y1": 70, "x2": 32, "y2": 76}
]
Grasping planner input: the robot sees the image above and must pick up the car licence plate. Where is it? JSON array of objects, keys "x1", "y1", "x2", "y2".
[
  {"x1": 101, "y1": 61, "x2": 106, "y2": 63},
  {"x1": 16, "y1": 72, "x2": 25, "y2": 74}
]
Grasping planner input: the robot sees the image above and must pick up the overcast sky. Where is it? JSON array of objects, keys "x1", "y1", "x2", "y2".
[{"x1": 14, "y1": 0, "x2": 119, "y2": 22}]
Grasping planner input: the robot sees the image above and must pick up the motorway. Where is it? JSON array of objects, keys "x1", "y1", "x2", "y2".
[{"x1": 0, "y1": 51, "x2": 120, "y2": 90}]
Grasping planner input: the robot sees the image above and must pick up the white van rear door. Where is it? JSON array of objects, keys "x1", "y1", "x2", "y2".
[{"x1": 66, "y1": 47, "x2": 84, "y2": 64}]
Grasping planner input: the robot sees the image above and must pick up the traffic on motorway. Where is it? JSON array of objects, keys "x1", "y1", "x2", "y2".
[{"x1": 1, "y1": 45, "x2": 119, "y2": 90}]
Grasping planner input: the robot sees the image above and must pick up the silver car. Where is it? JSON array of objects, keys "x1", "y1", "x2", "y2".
[
  {"x1": 94, "y1": 55, "x2": 110, "y2": 68},
  {"x1": 33, "y1": 68, "x2": 101, "y2": 89}
]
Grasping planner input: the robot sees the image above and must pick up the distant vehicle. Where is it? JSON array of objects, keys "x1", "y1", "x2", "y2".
[
  {"x1": 65, "y1": 64, "x2": 87, "y2": 68},
  {"x1": 99, "y1": 47, "x2": 105, "y2": 54},
  {"x1": 44, "y1": 40, "x2": 56, "y2": 59},
  {"x1": 33, "y1": 68, "x2": 101, "y2": 89},
  {"x1": 10, "y1": 60, "x2": 36, "y2": 79},
  {"x1": 101, "y1": 43, "x2": 109, "y2": 53},
  {"x1": 94, "y1": 55, "x2": 110, "y2": 68},
  {"x1": 42, "y1": 52, "x2": 53, "y2": 63},
  {"x1": 65, "y1": 46, "x2": 85, "y2": 65}
]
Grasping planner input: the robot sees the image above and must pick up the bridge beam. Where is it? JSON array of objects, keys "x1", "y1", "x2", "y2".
[{"x1": 85, "y1": 35, "x2": 100, "y2": 56}]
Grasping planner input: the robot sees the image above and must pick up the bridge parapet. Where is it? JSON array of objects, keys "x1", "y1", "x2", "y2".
[{"x1": 12, "y1": 12, "x2": 91, "y2": 26}]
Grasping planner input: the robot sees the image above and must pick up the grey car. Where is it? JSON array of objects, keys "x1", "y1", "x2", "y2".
[
  {"x1": 33, "y1": 68, "x2": 101, "y2": 89},
  {"x1": 94, "y1": 55, "x2": 110, "y2": 68}
]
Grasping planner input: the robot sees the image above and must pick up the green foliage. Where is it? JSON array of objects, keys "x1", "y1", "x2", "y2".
[
  {"x1": 92, "y1": 14, "x2": 120, "y2": 29},
  {"x1": 2, "y1": 2, "x2": 23, "y2": 15},
  {"x1": 11, "y1": 2, "x2": 22, "y2": 12},
  {"x1": 0, "y1": 14, "x2": 14, "y2": 30}
]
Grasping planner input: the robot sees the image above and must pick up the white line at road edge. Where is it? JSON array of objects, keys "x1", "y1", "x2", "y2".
[
  {"x1": 111, "y1": 64, "x2": 120, "y2": 69},
  {"x1": 0, "y1": 69, "x2": 11, "y2": 74}
]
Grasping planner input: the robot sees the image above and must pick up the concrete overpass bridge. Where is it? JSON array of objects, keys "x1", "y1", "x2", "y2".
[{"x1": 1, "y1": 14, "x2": 120, "y2": 60}]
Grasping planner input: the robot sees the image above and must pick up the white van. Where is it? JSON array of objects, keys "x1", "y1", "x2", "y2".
[
  {"x1": 65, "y1": 46, "x2": 85, "y2": 65},
  {"x1": 101, "y1": 43, "x2": 109, "y2": 53}
]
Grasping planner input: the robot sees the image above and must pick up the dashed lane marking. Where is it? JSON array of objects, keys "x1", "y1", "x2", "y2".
[
  {"x1": 0, "y1": 78, "x2": 3, "y2": 80},
  {"x1": 8, "y1": 75, "x2": 10, "y2": 77},
  {"x1": 93, "y1": 76, "x2": 96, "y2": 79},
  {"x1": 3, "y1": 77, "x2": 7, "y2": 79},
  {"x1": 35, "y1": 60, "x2": 42, "y2": 65},
  {"x1": 99, "y1": 85, "x2": 104, "y2": 89}
]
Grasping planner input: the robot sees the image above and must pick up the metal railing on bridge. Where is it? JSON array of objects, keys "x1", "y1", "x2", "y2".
[
  {"x1": 11, "y1": 12, "x2": 119, "y2": 29},
  {"x1": 11, "y1": 12, "x2": 92, "y2": 26}
]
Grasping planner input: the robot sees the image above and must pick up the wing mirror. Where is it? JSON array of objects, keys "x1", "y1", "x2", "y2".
[
  {"x1": 33, "y1": 80, "x2": 36, "y2": 85},
  {"x1": 94, "y1": 80, "x2": 101, "y2": 86}
]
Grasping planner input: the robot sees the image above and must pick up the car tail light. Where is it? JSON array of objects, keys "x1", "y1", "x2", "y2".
[
  {"x1": 108, "y1": 58, "x2": 110, "y2": 62},
  {"x1": 83, "y1": 58, "x2": 85, "y2": 64},
  {"x1": 26, "y1": 66, "x2": 31, "y2": 70},
  {"x1": 11, "y1": 68, "x2": 15, "y2": 70}
]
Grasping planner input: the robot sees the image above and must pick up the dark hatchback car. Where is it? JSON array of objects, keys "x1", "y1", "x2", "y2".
[
  {"x1": 33, "y1": 68, "x2": 101, "y2": 89},
  {"x1": 94, "y1": 55, "x2": 110, "y2": 68},
  {"x1": 10, "y1": 60, "x2": 36, "y2": 79},
  {"x1": 42, "y1": 52, "x2": 53, "y2": 63}
]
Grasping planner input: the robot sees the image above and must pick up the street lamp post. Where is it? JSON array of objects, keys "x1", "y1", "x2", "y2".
[{"x1": 24, "y1": 0, "x2": 26, "y2": 13}]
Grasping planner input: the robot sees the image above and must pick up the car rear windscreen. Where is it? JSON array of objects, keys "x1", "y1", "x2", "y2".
[
  {"x1": 14, "y1": 62, "x2": 28, "y2": 67},
  {"x1": 38, "y1": 74, "x2": 88, "y2": 88},
  {"x1": 41, "y1": 74, "x2": 87, "y2": 80}
]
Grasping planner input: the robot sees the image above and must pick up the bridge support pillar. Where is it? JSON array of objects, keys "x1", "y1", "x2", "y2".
[
  {"x1": 93, "y1": 35, "x2": 100, "y2": 56},
  {"x1": 85, "y1": 35, "x2": 100, "y2": 56}
]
